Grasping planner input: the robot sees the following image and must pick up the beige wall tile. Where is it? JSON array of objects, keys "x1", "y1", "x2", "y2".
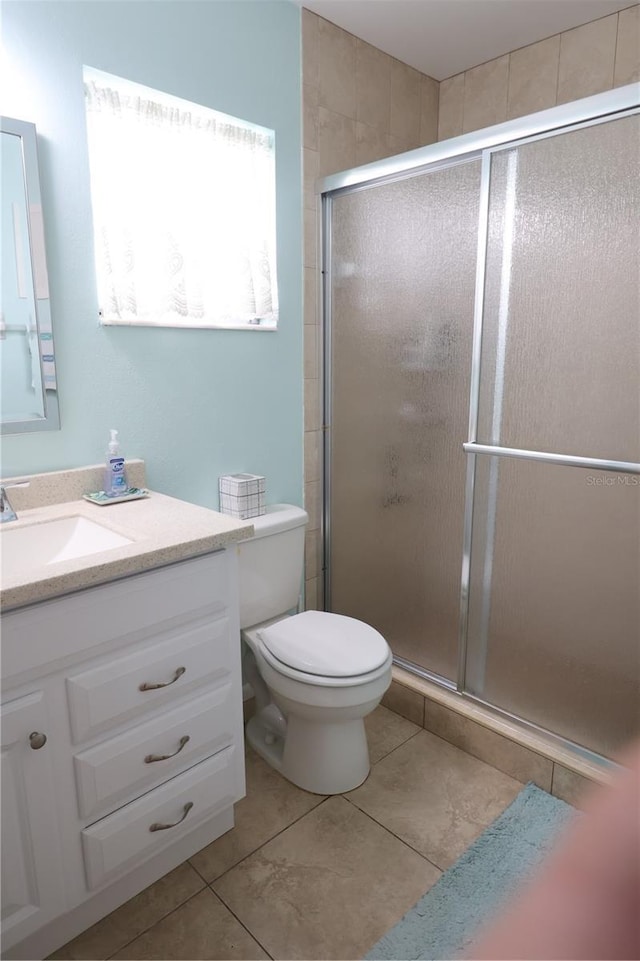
[
  {"x1": 438, "y1": 72, "x2": 465, "y2": 140},
  {"x1": 303, "y1": 207, "x2": 316, "y2": 268},
  {"x1": 422, "y1": 698, "x2": 553, "y2": 790},
  {"x1": 304, "y1": 526, "x2": 322, "y2": 579},
  {"x1": 463, "y1": 54, "x2": 509, "y2": 133},
  {"x1": 318, "y1": 17, "x2": 356, "y2": 117},
  {"x1": 390, "y1": 58, "x2": 422, "y2": 147},
  {"x1": 304, "y1": 322, "x2": 319, "y2": 380},
  {"x1": 557, "y1": 14, "x2": 617, "y2": 103},
  {"x1": 381, "y1": 679, "x2": 424, "y2": 726},
  {"x1": 303, "y1": 147, "x2": 319, "y2": 211},
  {"x1": 551, "y1": 763, "x2": 597, "y2": 808},
  {"x1": 508, "y1": 35, "x2": 560, "y2": 119},
  {"x1": 303, "y1": 78, "x2": 319, "y2": 108},
  {"x1": 420, "y1": 75, "x2": 439, "y2": 145},
  {"x1": 356, "y1": 121, "x2": 391, "y2": 165},
  {"x1": 305, "y1": 575, "x2": 319, "y2": 610},
  {"x1": 355, "y1": 39, "x2": 391, "y2": 131},
  {"x1": 304, "y1": 428, "x2": 321, "y2": 482},
  {"x1": 301, "y1": 7, "x2": 319, "y2": 89},
  {"x1": 316, "y1": 575, "x2": 325, "y2": 609},
  {"x1": 303, "y1": 265, "x2": 318, "y2": 326},
  {"x1": 304, "y1": 377, "x2": 322, "y2": 431},
  {"x1": 303, "y1": 85, "x2": 318, "y2": 150},
  {"x1": 304, "y1": 479, "x2": 322, "y2": 531},
  {"x1": 388, "y1": 134, "x2": 416, "y2": 155},
  {"x1": 615, "y1": 5, "x2": 640, "y2": 86},
  {"x1": 318, "y1": 105, "x2": 356, "y2": 176}
]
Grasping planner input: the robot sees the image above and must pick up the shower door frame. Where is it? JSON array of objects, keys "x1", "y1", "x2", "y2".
[{"x1": 319, "y1": 83, "x2": 640, "y2": 766}]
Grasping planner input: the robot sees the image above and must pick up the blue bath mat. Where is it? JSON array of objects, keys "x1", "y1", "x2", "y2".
[{"x1": 365, "y1": 782, "x2": 575, "y2": 961}]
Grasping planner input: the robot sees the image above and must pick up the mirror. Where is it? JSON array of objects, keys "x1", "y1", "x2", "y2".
[{"x1": 1, "y1": 117, "x2": 60, "y2": 434}]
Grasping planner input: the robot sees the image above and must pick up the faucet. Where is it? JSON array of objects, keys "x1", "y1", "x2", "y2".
[{"x1": 0, "y1": 482, "x2": 30, "y2": 523}]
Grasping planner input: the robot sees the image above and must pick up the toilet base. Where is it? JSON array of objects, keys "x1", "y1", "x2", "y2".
[
  {"x1": 246, "y1": 714, "x2": 285, "y2": 772},
  {"x1": 246, "y1": 711, "x2": 370, "y2": 795}
]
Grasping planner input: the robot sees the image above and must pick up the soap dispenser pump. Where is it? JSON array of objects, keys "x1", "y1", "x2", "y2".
[{"x1": 104, "y1": 429, "x2": 128, "y2": 496}]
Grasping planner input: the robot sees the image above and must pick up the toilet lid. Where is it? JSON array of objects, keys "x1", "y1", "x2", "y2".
[{"x1": 257, "y1": 610, "x2": 390, "y2": 678}]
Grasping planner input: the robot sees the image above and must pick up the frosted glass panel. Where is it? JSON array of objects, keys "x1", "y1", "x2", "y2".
[
  {"x1": 329, "y1": 160, "x2": 481, "y2": 680},
  {"x1": 477, "y1": 115, "x2": 640, "y2": 462},
  {"x1": 466, "y1": 456, "x2": 640, "y2": 756}
]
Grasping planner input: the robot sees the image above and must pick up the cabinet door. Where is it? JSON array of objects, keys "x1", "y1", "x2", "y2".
[{"x1": 1, "y1": 691, "x2": 66, "y2": 949}]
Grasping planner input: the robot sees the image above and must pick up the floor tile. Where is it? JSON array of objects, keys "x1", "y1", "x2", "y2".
[
  {"x1": 189, "y1": 746, "x2": 325, "y2": 882},
  {"x1": 48, "y1": 862, "x2": 205, "y2": 960},
  {"x1": 347, "y1": 729, "x2": 523, "y2": 870},
  {"x1": 213, "y1": 795, "x2": 440, "y2": 960},
  {"x1": 110, "y1": 888, "x2": 269, "y2": 960},
  {"x1": 365, "y1": 704, "x2": 420, "y2": 764}
]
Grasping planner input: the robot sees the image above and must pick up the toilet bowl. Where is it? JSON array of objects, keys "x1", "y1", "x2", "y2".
[
  {"x1": 237, "y1": 505, "x2": 392, "y2": 794},
  {"x1": 243, "y1": 610, "x2": 392, "y2": 794}
]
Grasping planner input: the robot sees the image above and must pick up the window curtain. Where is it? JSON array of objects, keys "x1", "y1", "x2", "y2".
[{"x1": 84, "y1": 80, "x2": 278, "y2": 328}]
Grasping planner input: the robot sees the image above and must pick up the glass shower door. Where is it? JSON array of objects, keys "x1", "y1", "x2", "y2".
[
  {"x1": 465, "y1": 113, "x2": 640, "y2": 756},
  {"x1": 327, "y1": 159, "x2": 481, "y2": 681}
]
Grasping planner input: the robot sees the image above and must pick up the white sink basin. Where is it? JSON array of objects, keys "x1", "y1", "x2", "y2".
[{"x1": 1, "y1": 515, "x2": 133, "y2": 576}]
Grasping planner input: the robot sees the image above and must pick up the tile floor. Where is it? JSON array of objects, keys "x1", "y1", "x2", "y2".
[{"x1": 50, "y1": 706, "x2": 525, "y2": 961}]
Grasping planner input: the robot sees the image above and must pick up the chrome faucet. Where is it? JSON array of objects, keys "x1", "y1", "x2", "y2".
[{"x1": 0, "y1": 482, "x2": 30, "y2": 523}]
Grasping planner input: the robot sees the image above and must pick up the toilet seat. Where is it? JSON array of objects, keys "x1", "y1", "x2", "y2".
[{"x1": 256, "y1": 610, "x2": 391, "y2": 683}]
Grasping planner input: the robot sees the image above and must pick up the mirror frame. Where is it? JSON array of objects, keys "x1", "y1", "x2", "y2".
[{"x1": 1, "y1": 116, "x2": 60, "y2": 434}]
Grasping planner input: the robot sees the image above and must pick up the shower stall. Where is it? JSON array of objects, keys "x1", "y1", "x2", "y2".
[{"x1": 320, "y1": 85, "x2": 640, "y2": 765}]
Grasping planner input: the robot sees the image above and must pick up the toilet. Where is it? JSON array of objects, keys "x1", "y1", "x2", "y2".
[{"x1": 237, "y1": 504, "x2": 392, "y2": 794}]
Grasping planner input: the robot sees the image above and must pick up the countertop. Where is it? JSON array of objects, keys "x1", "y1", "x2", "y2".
[{"x1": 0, "y1": 490, "x2": 253, "y2": 611}]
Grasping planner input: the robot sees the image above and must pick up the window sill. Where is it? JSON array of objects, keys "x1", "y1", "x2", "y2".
[{"x1": 99, "y1": 316, "x2": 278, "y2": 331}]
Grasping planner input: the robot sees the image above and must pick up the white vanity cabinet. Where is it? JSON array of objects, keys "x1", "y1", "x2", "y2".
[
  {"x1": 1, "y1": 690, "x2": 66, "y2": 949},
  {"x1": 0, "y1": 550, "x2": 245, "y2": 961}
]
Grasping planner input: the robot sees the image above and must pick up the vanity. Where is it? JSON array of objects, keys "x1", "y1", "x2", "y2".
[{"x1": 0, "y1": 462, "x2": 252, "y2": 960}]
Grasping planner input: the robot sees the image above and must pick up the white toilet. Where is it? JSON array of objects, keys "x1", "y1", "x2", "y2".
[{"x1": 237, "y1": 504, "x2": 392, "y2": 794}]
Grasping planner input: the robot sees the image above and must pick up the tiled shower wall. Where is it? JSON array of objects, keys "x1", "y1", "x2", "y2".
[
  {"x1": 438, "y1": 5, "x2": 639, "y2": 138},
  {"x1": 302, "y1": 4, "x2": 639, "y2": 609},
  {"x1": 301, "y1": 9, "x2": 439, "y2": 609}
]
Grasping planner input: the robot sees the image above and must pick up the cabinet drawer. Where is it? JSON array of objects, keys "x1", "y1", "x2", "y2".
[
  {"x1": 2, "y1": 552, "x2": 229, "y2": 683},
  {"x1": 73, "y1": 685, "x2": 236, "y2": 819},
  {"x1": 81, "y1": 748, "x2": 238, "y2": 890},
  {"x1": 66, "y1": 616, "x2": 232, "y2": 743}
]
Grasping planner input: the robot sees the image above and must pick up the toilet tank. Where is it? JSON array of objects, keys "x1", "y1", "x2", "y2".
[{"x1": 237, "y1": 504, "x2": 308, "y2": 629}]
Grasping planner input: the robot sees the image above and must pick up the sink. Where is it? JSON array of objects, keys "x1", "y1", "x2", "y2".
[{"x1": 1, "y1": 515, "x2": 133, "y2": 575}]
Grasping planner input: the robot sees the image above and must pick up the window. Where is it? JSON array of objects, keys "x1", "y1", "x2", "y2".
[{"x1": 83, "y1": 68, "x2": 278, "y2": 330}]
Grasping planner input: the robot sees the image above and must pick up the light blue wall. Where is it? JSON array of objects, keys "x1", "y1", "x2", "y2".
[{"x1": 0, "y1": 0, "x2": 303, "y2": 509}]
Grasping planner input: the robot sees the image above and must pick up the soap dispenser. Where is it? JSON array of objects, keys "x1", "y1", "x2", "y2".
[{"x1": 104, "y1": 429, "x2": 128, "y2": 496}]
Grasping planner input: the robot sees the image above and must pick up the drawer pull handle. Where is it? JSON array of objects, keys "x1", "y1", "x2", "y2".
[
  {"x1": 149, "y1": 801, "x2": 193, "y2": 832},
  {"x1": 145, "y1": 735, "x2": 190, "y2": 764},
  {"x1": 29, "y1": 731, "x2": 47, "y2": 750},
  {"x1": 139, "y1": 666, "x2": 186, "y2": 691}
]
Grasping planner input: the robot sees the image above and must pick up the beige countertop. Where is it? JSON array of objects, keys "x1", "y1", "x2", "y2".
[{"x1": 0, "y1": 473, "x2": 253, "y2": 611}]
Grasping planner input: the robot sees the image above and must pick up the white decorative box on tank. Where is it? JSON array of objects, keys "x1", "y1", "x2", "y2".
[{"x1": 219, "y1": 473, "x2": 266, "y2": 519}]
